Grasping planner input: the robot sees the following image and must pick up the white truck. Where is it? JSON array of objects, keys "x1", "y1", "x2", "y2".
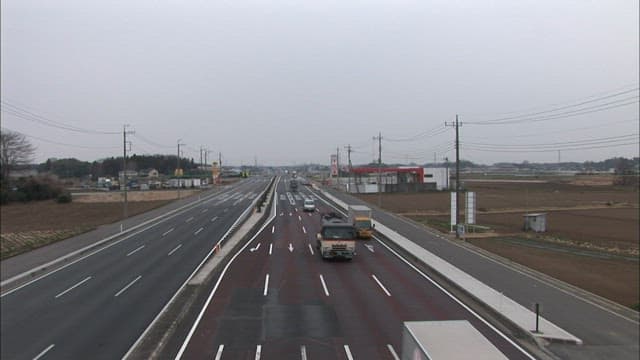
[
  {"x1": 316, "y1": 213, "x2": 357, "y2": 260},
  {"x1": 348, "y1": 205, "x2": 374, "y2": 239},
  {"x1": 401, "y1": 321, "x2": 508, "y2": 360}
]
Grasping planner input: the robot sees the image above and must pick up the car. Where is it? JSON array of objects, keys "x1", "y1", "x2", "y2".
[{"x1": 303, "y1": 199, "x2": 316, "y2": 212}]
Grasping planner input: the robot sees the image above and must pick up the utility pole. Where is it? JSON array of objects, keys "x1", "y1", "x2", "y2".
[
  {"x1": 345, "y1": 144, "x2": 353, "y2": 191},
  {"x1": 373, "y1": 132, "x2": 383, "y2": 207},
  {"x1": 557, "y1": 150, "x2": 561, "y2": 164},
  {"x1": 444, "y1": 156, "x2": 450, "y2": 190},
  {"x1": 445, "y1": 116, "x2": 462, "y2": 238},
  {"x1": 177, "y1": 139, "x2": 185, "y2": 199},
  {"x1": 122, "y1": 125, "x2": 134, "y2": 220},
  {"x1": 199, "y1": 146, "x2": 204, "y2": 171}
]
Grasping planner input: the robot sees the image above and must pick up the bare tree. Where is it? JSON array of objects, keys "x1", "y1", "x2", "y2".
[{"x1": 1, "y1": 130, "x2": 36, "y2": 180}]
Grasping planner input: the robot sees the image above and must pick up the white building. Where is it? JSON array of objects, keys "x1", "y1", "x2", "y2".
[{"x1": 423, "y1": 167, "x2": 450, "y2": 190}]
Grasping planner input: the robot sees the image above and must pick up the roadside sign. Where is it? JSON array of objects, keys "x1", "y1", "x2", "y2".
[
  {"x1": 466, "y1": 191, "x2": 476, "y2": 224},
  {"x1": 450, "y1": 192, "x2": 457, "y2": 227}
]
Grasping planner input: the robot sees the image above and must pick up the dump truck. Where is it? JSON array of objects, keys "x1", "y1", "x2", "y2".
[
  {"x1": 316, "y1": 212, "x2": 357, "y2": 260},
  {"x1": 348, "y1": 205, "x2": 374, "y2": 239}
]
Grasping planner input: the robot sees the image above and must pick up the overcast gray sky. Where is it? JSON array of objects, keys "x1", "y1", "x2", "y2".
[{"x1": 2, "y1": 0, "x2": 638, "y2": 166}]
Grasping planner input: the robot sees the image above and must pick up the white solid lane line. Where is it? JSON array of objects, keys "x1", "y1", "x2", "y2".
[
  {"x1": 263, "y1": 274, "x2": 270, "y2": 296},
  {"x1": 214, "y1": 345, "x2": 224, "y2": 360},
  {"x1": 255, "y1": 345, "x2": 262, "y2": 360},
  {"x1": 372, "y1": 275, "x2": 392, "y2": 296},
  {"x1": 344, "y1": 345, "x2": 354, "y2": 360},
  {"x1": 211, "y1": 216, "x2": 218, "y2": 222},
  {"x1": 186, "y1": 217, "x2": 194, "y2": 223},
  {"x1": 194, "y1": 227, "x2": 203, "y2": 235},
  {"x1": 373, "y1": 236, "x2": 538, "y2": 360},
  {"x1": 269, "y1": 243, "x2": 273, "y2": 255},
  {"x1": 55, "y1": 276, "x2": 92, "y2": 299},
  {"x1": 126, "y1": 245, "x2": 145, "y2": 257},
  {"x1": 387, "y1": 344, "x2": 400, "y2": 360},
  {"x1": 302, "y1": 226, "x2": 307, "y2": 234},
  {"x1": 168, "y1": 244, "x2": 182, "y2": 256},
  {"x1": 162, "y1": 228, "x2": 174, "y2": 237},
  {"x1": 308, "y1": 244, "x2": 314, "y2": 255},
  {"x1": 32, "y1": 344, "x2": 55, "y2": 360},
  {"x1": 319, "y1": 275, "x2": 330, "y2": 296},
  {"x1": 300, "y1": 345, "x2": 308, "y2": 360},
  {"x1": 115, "y1": 275, "x2": 142, "y2": 297}
]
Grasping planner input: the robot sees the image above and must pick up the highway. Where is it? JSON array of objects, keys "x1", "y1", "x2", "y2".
[
  {"x1": 0, "y1": 178, "x2": 271, "y2": 360},
  {"x1": 320, "y1": 187, "x2": 640, "y2": 360},
  {"x1": 176, "y1": 177, "x2": 536, "y2": 359}
]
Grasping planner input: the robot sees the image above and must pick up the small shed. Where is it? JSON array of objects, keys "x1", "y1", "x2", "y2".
[{"x1": 524, "y1": 213, "x2": 547, "y2": 232}]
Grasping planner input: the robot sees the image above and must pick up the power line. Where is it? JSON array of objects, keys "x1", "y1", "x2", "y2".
[
  {"x1": 462, "y1": 134, "x2": 639, "y2": 152},
  {"x1": 465, "y1": 118, "x2": 639, "y2": 141},
  {"x1": 1, "y1": 100, "x2": 120, "y2": 135},
  {"x1": 463, "y1": 141, "x2": 639, "y2": 153},
  {"x1": 386, "y1": 140, "x2": 455, "y2": 158},
  {"x1": 464, "y1": 86, "x2": 639, "y2": 122},
  {"x1": 1, "y1": 127, "x2": 120, "y2": 150},
  {"x1": 133, "y1": 132, "x2": 174, "y2": 149},
  {"x1": 385, "y1": 125, "x2": 448, "y2": 142},
  {"x1": 466, "y1": 96, "x2": 639, "y2": 125},
  {"x1": 462, "y1": 134, "x2": 639, "y2": 149},
  {"x1": 385, "y1": 144, "x2": 456, "y2": 160}
]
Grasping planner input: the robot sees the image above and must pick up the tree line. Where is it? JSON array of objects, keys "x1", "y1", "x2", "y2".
[{"x1": 38, "y1": 155, "x2": 200, "y2": 180}]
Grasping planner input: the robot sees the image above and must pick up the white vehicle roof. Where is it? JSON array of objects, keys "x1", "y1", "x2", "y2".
[
  {"x1": 349, "y1": 205, "x2": 370, "y2": 211},
  {"x1": 403, "y1": 321, "x2": 508, "y2": 360}
]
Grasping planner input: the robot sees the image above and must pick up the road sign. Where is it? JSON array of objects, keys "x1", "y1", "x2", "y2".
[
  {"x1": 466, "y1": 191, "x2": 476, "y2": 224},
  {"x1": 450, "y1": 192, "x2": 457, "y2": 227}
]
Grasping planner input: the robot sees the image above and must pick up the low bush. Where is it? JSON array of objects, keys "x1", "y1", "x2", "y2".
[
  {"x1": 0, "y1": 176, "x2": 65, "y2": 204},
  {"x1": 56, "y1": 193, "x2": 72, "y2": 203}
]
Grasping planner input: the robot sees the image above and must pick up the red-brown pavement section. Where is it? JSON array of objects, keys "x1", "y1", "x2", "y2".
[{"x1": 179, "y1": 181, "x2": 533, "y2": 360}]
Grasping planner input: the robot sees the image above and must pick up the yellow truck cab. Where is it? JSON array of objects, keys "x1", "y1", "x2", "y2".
[{"x1": 348, "y1": 205, "x2": 374, "y2": 239}]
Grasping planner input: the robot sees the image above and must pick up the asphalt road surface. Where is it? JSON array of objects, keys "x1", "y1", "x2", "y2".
[
  {"x1": 177, "y1": 178, "x2": 536, "y2": 359},
  {"x1": 320, "y1": 186, "x2": 639, "y2": 360},
  {"x1": 0, "y1": 178, "x2": 271, "y2": 360}
]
